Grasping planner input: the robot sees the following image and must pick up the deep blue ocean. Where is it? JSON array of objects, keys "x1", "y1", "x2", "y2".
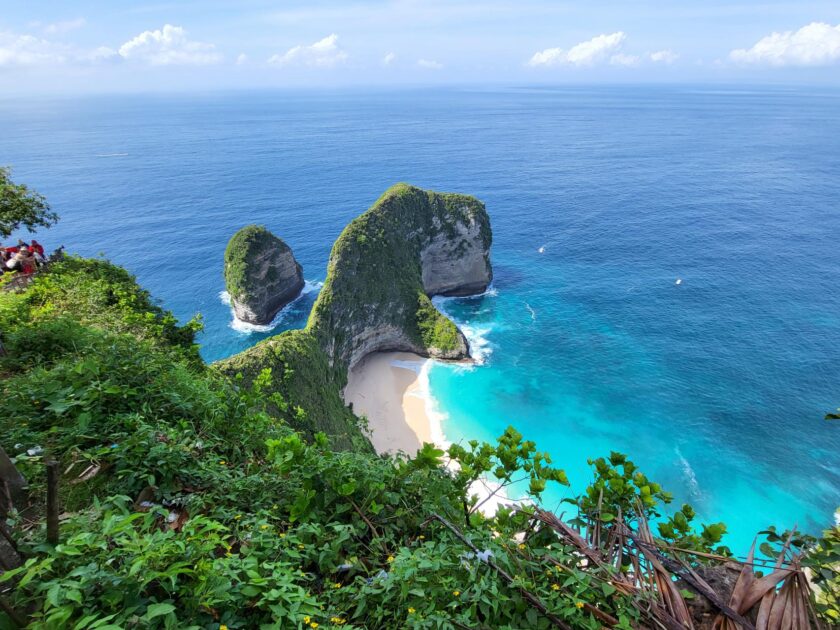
[{"x1": 2, "y1": 86, "x2": 838, "y2": 553}]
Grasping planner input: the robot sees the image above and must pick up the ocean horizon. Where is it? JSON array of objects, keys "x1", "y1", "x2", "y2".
[{"x1": 2, "y1": 84, "x2": 838, "y2": 553}]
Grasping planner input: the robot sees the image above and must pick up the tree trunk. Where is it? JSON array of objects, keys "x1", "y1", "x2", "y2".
[{"x1": 0, "y1": 446, "x2": 27, "y2": 517}]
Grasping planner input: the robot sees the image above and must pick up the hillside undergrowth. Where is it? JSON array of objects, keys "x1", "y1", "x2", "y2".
[{"x1": 0, "y1": 258, "x2": 837, "y2": 629}]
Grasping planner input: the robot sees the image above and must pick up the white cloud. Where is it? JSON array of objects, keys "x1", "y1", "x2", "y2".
[
  {"x1": 87, "y1": 46, "x2": 118, "y2": 63},
  {"x1": 0, "y1": 30, "x2": 118, "y2": 67},
  {"x1": 610, "y1": 53, "x2": 639, "y2": 67},
  {"x1": 0, "y1": 32, "x2": 69, "y2": 66},
  {"x1": 236, "y1": 53, "x2": 248, "y2": 65},
  {"x1": 730, "y1": 22, "x2": 840, "y2": 67},
  {"x1": 382, "y1": 51, "x2": 396, "y2": 66},
  {"x1": 118, "y1": 24, "x2": 221, "y2": 65},
  {"x1": 267, "y1": 34, "x2": 347, "y2": 67},
  {"x1": 417, "y1": 58, "x2": 443, "y2": 69},
  {"x1": 649, "y1": 49, "x2": 679, "y2": 64},
  {"x1": 529, "y1": 32, "x2": 627, "y2": 67},
  {"x1": 44, "y1": 18, "x2": 87, "y2": 35}
]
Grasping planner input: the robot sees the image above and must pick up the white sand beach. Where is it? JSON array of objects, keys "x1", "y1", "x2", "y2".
[
  {"x1": 344, "y1": 352, "x2": 514, "y2": 515},
  {"x1": 343, "y1": 352, "x2": 438, "y2": 455}
]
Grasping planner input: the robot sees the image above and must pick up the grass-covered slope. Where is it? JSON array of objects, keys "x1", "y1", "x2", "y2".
[{"x1": 214, "y1": 329, "x2": 371, "y2": 452}]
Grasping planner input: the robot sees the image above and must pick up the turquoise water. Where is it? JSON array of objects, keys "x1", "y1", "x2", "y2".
[{"x1": 1, "y1": 86, "x2": 838, "y2": 552}]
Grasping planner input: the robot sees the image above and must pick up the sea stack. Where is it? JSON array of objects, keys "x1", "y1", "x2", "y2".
[{"x1": 224, "y1": 225, "x2": 304, "y2": 325}]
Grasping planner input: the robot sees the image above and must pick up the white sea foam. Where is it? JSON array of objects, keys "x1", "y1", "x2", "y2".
[
  {"x1": 525, "y1": 302, "x2": 536, "y2": 321},
  {"x1": 675, "y1": 446, "x2": 702, "y2": 500},
  {"x1": 474, "y1": 286, "x2": 499, "y2": 298},
  {"x1": 431, "y1": 289, "x2": 497, "y2": 365},
  {"x1": 459, "y1": 323, "x2": 494, "y2": 365},
  {"x1": 538, "y1": 245, "x2": 546, "y2": 254},
  {"x1": 221, "y1": 280, "x2": 323, "y2": 334},
  {"x1": 413, "y1": 359, "x2": 513, "y2": 515},
  {"x1": 418, "y1": 360, "x2": 449, "y2": 448}
]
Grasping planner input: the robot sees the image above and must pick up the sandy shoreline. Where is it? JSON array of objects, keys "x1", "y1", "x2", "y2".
[
  {"x1": 344, "y1": 352, "x2": 440, "y2": 455},
  {"x1": 344, "y1": 351, "x2": 514, "y2": 514}
]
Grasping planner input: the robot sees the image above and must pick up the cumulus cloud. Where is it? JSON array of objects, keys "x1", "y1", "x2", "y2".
[
  {"x1": 118, "y1": 24, "x2": 221, "y2": 65},
  {"x1": 382, "y1": 51, "x2": 396, "y2": 66},
  {"x1": 649, "y1": 49, "x2": 679, "y2": 64},
  {"x1": 44, "y1": 18, "x2": 87, "y2": 35},
  {"x1": 236, "y1": 53, "x2": 248, "y2": 65},
  {"x1": 730, "y1": 22, "x2": 840, "y2": 66},
  {"x1": 87, "y1": 46, "x2": 118, "y2": 63},
  {"x1": 267, "y1": 34, "x2": 347, "y2": 67},
  {"x1": 610, "y1": 53, "x2": 639, "y2": 67},
  {"x1": 417, "y1": 58, "x2": 443, "y2": 69},
  {"x1": 0, "y1": 32, "x2": 70, "y2": 66},
  {"x1": 529, "y1": 32, "x2": 626, "y2": 67}
]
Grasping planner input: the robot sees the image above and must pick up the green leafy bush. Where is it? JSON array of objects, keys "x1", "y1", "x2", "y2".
[{"x1": 1, "y1": 256, "x2": 838, "y2": 629}]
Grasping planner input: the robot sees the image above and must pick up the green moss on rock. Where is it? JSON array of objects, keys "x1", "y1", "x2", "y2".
[
  {"x1": 307, "y1": 182, "x2": 492, "y2": 367},
  {"x1": 224, "y1": 225, "x2": 304, "y2": 325},
  {"x1": 215, "y1": 330, "x2": 371, "y2": 453}
]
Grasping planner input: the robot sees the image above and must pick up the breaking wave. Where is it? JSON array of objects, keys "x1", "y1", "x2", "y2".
[{"x1": 220, "y1": 281, "x2": 323, "y2": 334}]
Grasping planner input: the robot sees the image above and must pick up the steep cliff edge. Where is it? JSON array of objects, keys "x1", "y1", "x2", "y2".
[
  {"x1": 224, "y1": 225, "x2": 304, "y2": 325},
  {"x1": 217, "y1": 184, "x2": 492, "y2": 449},
  {"x1": 308, "y1": 183, "x2": 492, "y2": 368}
]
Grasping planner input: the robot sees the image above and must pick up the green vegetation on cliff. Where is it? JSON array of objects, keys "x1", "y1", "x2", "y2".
[
  {"x1": 416, "y1": 292, "x2": 461, "y2": 352},
  {"x1": 0, "y1": 166, "x2": 59, "y2": 239},
  {"x1": 0, "y1": 180, "x2": 837, "y2": 628},
  {"x1": 215, "y1": 329, "x2": 370, "y2": 452},
  {"x1": 307, "y1": 183, "x2": 491, "y2": 364},
  {"x1": 1, "y1": 257, "x2": 838, "y2": 629}
]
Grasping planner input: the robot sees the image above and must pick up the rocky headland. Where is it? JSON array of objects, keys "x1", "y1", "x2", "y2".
[{"x1": 217, "y1": 183, "x2": 492, "y2": 448}]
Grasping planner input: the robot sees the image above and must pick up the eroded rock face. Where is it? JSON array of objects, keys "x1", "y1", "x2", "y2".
[
  {"x1": 224, "y1": 225, "x2": 304, "y2": 325},
  {"x1": 341, "y1": 322, "x2": 470, "y2": 372},
  {"x1": 308, "y1": 183, "x2": 492, "y2": 368},
  {"x1": 421, "y1": 215, "x2": 492, "y2": 297}
]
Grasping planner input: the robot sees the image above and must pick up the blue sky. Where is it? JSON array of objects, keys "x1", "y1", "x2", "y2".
[{"x1": 2, "y1": 1, "x2": 840, "y2": 93}]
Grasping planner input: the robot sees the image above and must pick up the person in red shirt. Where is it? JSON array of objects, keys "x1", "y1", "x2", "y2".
[
  {"x1": 30, "y1": 239, "x2": 44, "y2": 256},
  {"x1": 20, "y1": 250, "x2": 36, "y2": 275}
]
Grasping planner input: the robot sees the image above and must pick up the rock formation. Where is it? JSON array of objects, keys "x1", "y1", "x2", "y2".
[
  {"x1": 224, "y1": 225, "x2": 304, "y2": 325},
  {"x1": 218, "y1": 184, "x2": 492, "y2": 448},
  {"x1": 308, "y1": 183, "x2": 492, "y2": 367}
]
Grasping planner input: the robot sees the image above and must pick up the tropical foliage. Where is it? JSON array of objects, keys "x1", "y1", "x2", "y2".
[
  {"x1": 0, "y1": 168, "x2": 58, "y2": 239},
  {"x1": 0, "y1": 257, "x2": 837, "y2": 629}
]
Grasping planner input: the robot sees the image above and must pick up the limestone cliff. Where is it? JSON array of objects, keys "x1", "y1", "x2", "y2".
[
  {"x1": 308, "y1": 183, "x2": 492, "y2": 368},
  {"x1": 224, "y1": 225, "x2": 304, "y2": 325},
  {"x1": 217, "y1": 184, "x2": 492, "y2": 449}
]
